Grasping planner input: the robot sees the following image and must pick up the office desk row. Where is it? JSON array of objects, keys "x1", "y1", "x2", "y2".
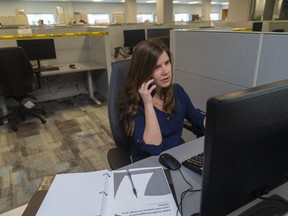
[{"x1": 0, "y1": 61, "x2": 106, "y2": 123}]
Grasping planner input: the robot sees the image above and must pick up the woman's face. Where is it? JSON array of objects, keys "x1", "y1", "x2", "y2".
[{"x1": 152, "y1": 51, "x2": 172, "y2": 89}]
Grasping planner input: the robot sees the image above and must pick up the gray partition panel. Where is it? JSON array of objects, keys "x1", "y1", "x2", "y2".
[
  {"x1": 174, "y1": 31, "x2": 261, "y2": 87},
  {"x1": 175, "y1": 71, "x2": 245, "y2": 111},
  {"x1": 257, "y1": 33, "x2": 288, "y2": 85}
]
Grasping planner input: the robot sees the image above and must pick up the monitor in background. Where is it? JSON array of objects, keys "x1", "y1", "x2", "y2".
[
  {"x1": 252, "y1": 22, "x2": 263, "y2": 31},
  {"x1": 17, "y1": 38, "x2": 57, "y2": 71},
  {"x1": 147, "y1": 28, "x2": 171, "y2": 48},
  {"x1": 123, "y1": 29, "x2": 145, "y2": 55},
  {"x1": 200, "y1": 79, "x2": 288, "y2": 216}
]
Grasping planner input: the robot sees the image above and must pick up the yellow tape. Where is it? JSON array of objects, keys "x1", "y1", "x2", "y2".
[
  {"x1": 0, "y1": 31, "x2": 109, "y2": 40},
  {"x1": 232, "y1": 28, "x2": 252, "y2": 31}
]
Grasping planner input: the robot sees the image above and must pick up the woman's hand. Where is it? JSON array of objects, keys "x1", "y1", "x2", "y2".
[{"x1": 138, "y1": 79, "x2": 156, "y2": 104}]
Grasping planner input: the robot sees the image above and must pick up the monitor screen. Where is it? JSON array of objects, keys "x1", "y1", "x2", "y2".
[
  {"x1": 252, "y1": 22, "x2": 263, "y2": 32},
  {"x1": 123, "y1": 29, "x2": 145, "y2": 54},
  {"x1": 200, "y1": 79, "x2": 288, "y2": 215},
  {"x1": 147, "y1": 28, "x2": 171, "y2": 38},
  {"x1": 16, "y1": 39, "x2": 57, "y2": 61},
  {"x1": 147, "y1": 28, "x2": 171, "y2": 48}
]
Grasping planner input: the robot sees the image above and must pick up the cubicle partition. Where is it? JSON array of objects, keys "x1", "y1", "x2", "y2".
[
  {"x1": 257, "y1": 33, "x2": 288, "y2": 85},
  {"x1": 170, "y1": 29, "x2": 288, "y2": 111}
]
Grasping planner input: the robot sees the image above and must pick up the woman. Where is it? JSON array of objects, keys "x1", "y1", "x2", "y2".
[{"x1": 119, "y1": 38, "x2": 205, "y2": 162}]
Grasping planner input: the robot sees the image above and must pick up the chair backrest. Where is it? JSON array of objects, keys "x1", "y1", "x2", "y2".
[
  {"x1": 108, "y1": 59, "x2": 131, "y2": 152},
  {"x1": 0, "y1": 47, "x2": 34, "y2": 98}
]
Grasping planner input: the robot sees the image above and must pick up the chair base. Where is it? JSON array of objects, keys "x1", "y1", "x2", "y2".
[{"x1": 0, "y1": 103, "x2": 46, "y2": 131}]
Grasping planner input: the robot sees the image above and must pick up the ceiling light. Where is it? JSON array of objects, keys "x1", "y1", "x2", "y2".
[
  {"x1": 146, "y1": 0, "x2": 156, "y2": 3},
  {"x1": 188, "y1": 1, "x2": 201, "y2": 4},
  {"x1": 173, "y1": 1, "x2": 180, "y2": 3}
]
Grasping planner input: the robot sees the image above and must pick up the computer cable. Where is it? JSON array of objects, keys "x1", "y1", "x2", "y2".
[{"x1": 176, "y1": 169, "x2": 201, "y2": 216}]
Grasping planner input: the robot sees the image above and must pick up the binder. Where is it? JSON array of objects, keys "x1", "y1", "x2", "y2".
[{"x1": 23, "y1": 167, "x2": 180, "y2": 216}]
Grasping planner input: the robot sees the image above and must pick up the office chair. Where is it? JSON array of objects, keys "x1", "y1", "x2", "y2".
[
  {"x1": 0, "y1": 47, "x2": 46, "y2": 131},
  {"x1": 107, "y1": 59, "x2": 205, "y2": 170}
]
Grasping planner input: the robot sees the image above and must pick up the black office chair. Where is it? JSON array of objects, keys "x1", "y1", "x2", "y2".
[
  {"x1": 0, "y1": 47, "x2": 46, "y2": 131},
  {"x1": 107, "y1": 59, "x2": 132, "y2": 170},
  {"x1": 107, "y1": 59, "x2": 205, "y2": 170}
]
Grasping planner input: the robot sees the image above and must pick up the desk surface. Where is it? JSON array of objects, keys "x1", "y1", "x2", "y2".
[
  {"x1": 40, "y1": 61, "x2": 106, "y2": 76},
  {"x1": 123, "y1": 137, "x2": 204, "y2": 216},
  {"x1": 121, "y1": 137, "x2": 288, "y2": 216}
]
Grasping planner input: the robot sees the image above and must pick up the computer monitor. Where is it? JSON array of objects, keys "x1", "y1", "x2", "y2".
[
  {"x1": 147, "y1": 28, "x2": 171, "y2": 48},
  {"x1": 17, "y1": 38, "x2": 57, "y2": 70},
  {"x1": 123, "y1": 29, "x2": 145, "y2": 55},
  {"x1": 252, "y1": 22, "x2": 263, "y2": 32},
  {"x1": 200, "y1": 79, "x2": 288, "y2": 215}
]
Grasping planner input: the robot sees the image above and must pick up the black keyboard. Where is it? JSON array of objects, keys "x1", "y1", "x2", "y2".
[
  {"x1": 182, "y1": 152, "x2": 204, "y2": 174},
  {"x1": 33, "y1": 66, "x2": 59, "y2": 73},
  {"x1": 41, "y1": 66, "x2": 59, "y2": 71}
]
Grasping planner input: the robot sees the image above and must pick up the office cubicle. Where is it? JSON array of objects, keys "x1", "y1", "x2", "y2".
[{"x1": 0, "y1": 27, "x2": 110, "y2": 104}]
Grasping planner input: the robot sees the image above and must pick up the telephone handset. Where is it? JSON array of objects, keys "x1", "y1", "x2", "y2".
[{"x1": 148, "y1": 82, "x2": 157, "y2": 97}]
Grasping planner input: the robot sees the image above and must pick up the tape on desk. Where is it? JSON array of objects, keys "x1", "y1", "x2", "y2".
[{"x1": 0, "y1": 31, "x2": 109, "y2": 40}]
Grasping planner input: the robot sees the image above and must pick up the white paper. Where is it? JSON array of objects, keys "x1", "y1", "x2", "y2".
[
  {"x1": 103, "y1": 167, "x2": 180, "y2": 216},
  {"x1": 36, "y1": 170, "x2": 109, "y2": 216}
]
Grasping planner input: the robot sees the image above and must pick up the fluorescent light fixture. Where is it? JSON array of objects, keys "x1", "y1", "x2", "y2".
[
  {"x1": 222, "y1": 2, "x2": 229, "y2": 5},
  {"x1": 93, "y1": 0, "x2": 103, "y2": 2},
  {"x1": 188, "y1": 1, "x2": 201, "y2": 4},
  {"x1": 146, "y1": 0, "x2": 156, "y2": 3},
  {"x1": 173, "y1": 1, "x2": 180, "y2": 3}
]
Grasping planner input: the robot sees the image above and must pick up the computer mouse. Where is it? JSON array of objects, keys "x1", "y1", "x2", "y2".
[
  {"x1": 159, "y1": 153, "x2": 181, "y2": 170},
  {"x1": 69, "y1": 64, "x2": 76, "y2": 69}
]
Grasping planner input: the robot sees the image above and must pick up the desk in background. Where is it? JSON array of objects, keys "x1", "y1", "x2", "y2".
[
  {"x1": 0, "y1": 61, "x2": 105, "y2": 123},
  {"x1": 40, "y1": 61, "x2": 105, "y2": 105}
]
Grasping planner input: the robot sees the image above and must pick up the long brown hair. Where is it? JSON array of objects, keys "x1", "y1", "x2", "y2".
[{"x1": 119, "y1": 38, "x2": 175, "y2": 136}]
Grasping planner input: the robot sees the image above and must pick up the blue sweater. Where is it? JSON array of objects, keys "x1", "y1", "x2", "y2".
[{"x1": 130, "y1": 83, "x2": 205, "y2": 162}]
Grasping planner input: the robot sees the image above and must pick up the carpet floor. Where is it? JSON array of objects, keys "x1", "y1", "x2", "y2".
[{"x1": 0, "y1": 94, "x2": 115, "y2": 214}]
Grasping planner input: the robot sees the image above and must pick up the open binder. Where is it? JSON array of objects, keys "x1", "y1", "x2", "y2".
[{"x1": 34, "y1": 167, "x2": 180, "y2": 216}]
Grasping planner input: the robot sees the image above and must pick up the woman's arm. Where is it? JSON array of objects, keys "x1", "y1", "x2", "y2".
[{"x1": 138, "y1": 80, "x2": 162, "y2": 145}]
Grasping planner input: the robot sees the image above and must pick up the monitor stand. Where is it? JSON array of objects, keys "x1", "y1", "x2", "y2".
[
  {"x1": 128, "y1": 47, "x2": 133, "y2": 55},
  {"x1": 33, "y1": 59, "x2": 42, "y2": 88},
  {"x1": 238, "y1": 195, "x2": 288, "y2": 216}
]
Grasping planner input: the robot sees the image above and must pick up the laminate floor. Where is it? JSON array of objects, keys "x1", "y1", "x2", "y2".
[{"x1": 0, "y1": 94, "x2": 115, "y2": 214}]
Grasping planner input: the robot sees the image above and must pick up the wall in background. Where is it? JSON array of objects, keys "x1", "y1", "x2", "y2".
[{"x1": 0, "y1": 1, "x2": 226, "y2": 24}]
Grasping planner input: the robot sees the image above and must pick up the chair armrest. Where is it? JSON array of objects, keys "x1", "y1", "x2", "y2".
[
  {"x1": 183, "y1": 120, "x2": 205, "y2": 138},
  {"x1": 107, "y1": 147, "x2": 132, "y2": 170}
]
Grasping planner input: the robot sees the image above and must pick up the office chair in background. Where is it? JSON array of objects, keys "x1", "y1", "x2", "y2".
[
  {"x1": 0, "y1": 47, "x2": 46, "y2": 131},
  {"x1": 107, "y1": 59, "x2": 205, "y2": 170}
]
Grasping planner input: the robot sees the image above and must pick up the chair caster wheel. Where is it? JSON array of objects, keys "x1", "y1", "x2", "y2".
[
  {"x1": 12, "y1": 126, "x2": 18, "y2": 132},
  {"x1": 41, "y1": 119, "x2": 46, "y2": 124}
]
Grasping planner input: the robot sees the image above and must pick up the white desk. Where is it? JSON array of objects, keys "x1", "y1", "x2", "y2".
[
  {"x1": 0, "y1": 61, "x2": 105, "y2": 122},
  {"x1": 40, "y1": 62, "x2": 106, "y2": 105}
]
